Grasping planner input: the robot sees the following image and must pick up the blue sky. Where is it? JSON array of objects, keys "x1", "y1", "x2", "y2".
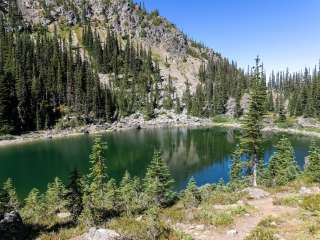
[{"x1": 141, "y1": 0, "x2": 320, "y2": 74}]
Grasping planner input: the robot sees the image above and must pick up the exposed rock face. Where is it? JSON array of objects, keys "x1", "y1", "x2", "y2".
[
  {"x1": 16, "y1": 0, "x2": 192, "y2": 57},
  {"x1": 15, "y1": 0, "x2": 217, "y2": 96},
  {"x1": 0, "y1": 211, "x2": 26, "y2": 240},
  {"x1": 80, "y1": 227, "x2": 125, "y2": 240},
  {"x1": 243, "y1": 187, "x2": 270, "y2": 199},
  {"x1": 297, "y1": 117, "x2": 320, "y2": 128},
  {"x1": 226, "y1": 97, "x2": 236, "y2": 117},
  {"x1": 240, "y1": 93, "x2": 250, "y2": 114}
]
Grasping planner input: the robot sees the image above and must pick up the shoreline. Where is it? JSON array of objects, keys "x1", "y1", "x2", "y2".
[{"x1": 1, "y1": 114, "x2": 320, "y2": 147}]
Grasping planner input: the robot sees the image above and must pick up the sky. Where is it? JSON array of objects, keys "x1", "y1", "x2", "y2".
[{"x1": 141, "y1": 0, "x2": 320, "y2": 75}]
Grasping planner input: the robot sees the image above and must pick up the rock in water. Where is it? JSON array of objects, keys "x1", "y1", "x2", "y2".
[
  {"x1": 0, "y1": 211, "x2": 26, "y2": 240},
  {"x1": 80, "y1": 227, "x2": 125, "y2": 240}
]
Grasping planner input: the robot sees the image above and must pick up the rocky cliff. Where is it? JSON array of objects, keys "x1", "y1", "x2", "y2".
[{"x1": 14, "y1": 0, "x2": 219, "y2": 95}]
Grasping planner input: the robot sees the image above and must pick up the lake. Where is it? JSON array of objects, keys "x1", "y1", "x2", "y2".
[{"x1": 0, "y1": 127, "x2": 318, "y2": 198}]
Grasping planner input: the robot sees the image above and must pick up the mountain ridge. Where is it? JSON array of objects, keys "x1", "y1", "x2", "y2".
[{"x1": 13, "y1": 0, "x2": 219, "y2": 95}]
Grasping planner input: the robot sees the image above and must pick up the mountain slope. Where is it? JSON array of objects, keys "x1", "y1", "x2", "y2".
[{"x1": 16, "y1": 0, "x2": 218, "y2": 95}]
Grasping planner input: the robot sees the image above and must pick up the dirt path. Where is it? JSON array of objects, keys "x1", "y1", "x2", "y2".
[{"x1": 176, "y1": 197, "x2": 298, "y2": 240}]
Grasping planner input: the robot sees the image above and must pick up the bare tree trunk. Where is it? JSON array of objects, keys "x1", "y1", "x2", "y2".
[{"x1": 252, "y1": 154, "x2": 257, "y2": 187}]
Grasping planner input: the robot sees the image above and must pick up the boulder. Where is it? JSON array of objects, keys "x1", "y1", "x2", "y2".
[
  {"x1": 299, "y1": 186, "x2": 320, "y2": 195},
  {"x1": 226, "y1": 229, "x2": 238, "y2": 237},
  {"x1": 243, "y1": 187, "x2": 270, "y2": 199},
  {"x1": 0, "y1": 211, "x2": 26, "y2": 240},
  {"x1": 80, "y1": 228, "x2": 124, "y2": 240}
]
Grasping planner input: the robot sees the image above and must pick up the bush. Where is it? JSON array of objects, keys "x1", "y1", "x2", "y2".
[
  {"x1": 212, "y1": 115, "x2": 233, "y2": 123},
  {"x1": 245, "y1": 217, "x2": 279, "y2": 240},
  {"x1": 301, "y1": 194, "x2": 320, "y2": 212}
]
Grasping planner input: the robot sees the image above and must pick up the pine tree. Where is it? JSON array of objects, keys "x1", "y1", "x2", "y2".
[
  {"x1": 0, "y1": 188, "x2": 10, "y2": 217},
  {"x1": 305, "y1": 142, "x2": 320, "y2": 182},
  {"x1": 144, "y1": 151, "x2": 175, "y2": 207},
  {"x1": 80, "y1": 137, "x2": 108, "y2": 226},
  {"x1": 183, "y1": 177, "x2": 201, "y2": 208},
  {"x1": 0, "y1": 74, "x2": 14, "y2": 134},
  {"x1": 230, "y1": 145, "x2": 243, "y2": 182},
  {"x1": 175, "y1": 97, "x2": 182, "y2": 114},
  {"x1": 119, "y1": 171, "x2": 142, "y2": 216},
  {"x1": 65, "y1": 168, "x2": 83, "y2": 223},
  {"x1": 21, "y1": 188, "x2": 43, "y2": 223},
  {"x1": 241, "y1": 57, "x2": 267, "y2": 186},
  {"x1": 45, "y1": 177, "x2": 68, "y2": 217},
  {"x1": 105, "y1": 178, "x2": 121, "y2": 213},
  {"x1": 2, "y1": 178, "x2": 19, "y2": 211},
  {"x1": 278, "y1": 93, "x2": 286, "y2": 122},
  {"x1": 268, "y1": 137, "x2": 300, "y2": 186},
  {"x1": 88, "y1": 137, "x2": 107, "y2": 200}
]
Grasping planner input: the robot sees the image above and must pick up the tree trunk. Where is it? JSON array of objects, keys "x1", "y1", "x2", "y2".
[{"x1": 252, "y1": 154, "x2": 257, "y2": 187}]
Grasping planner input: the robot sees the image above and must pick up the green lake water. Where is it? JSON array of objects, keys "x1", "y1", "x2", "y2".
[{"x1": 0, "y1": 127, "x2": 318, "y2": 198}]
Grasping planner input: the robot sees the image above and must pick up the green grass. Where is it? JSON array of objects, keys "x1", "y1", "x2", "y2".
[
  {"x1": 212, "y1": 115, "x2": 238, "y2": 124},
  {"x1": 273, "y1": 195, "x2": 301, "y2": 207},
  {"x1": 245, "y1": 217, "x2": 280, "y2": 240},
  {"x1": 301, "y1": 194, "x2": 320, "y2": 212}
]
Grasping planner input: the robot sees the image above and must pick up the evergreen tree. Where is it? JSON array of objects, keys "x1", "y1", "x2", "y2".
[
  {"x1": 119, "y1": 171, "x2": 142, "y2": 216},
  {"x1": 230, "y1": 145, "x2": 243, "y2": 183},
  {"x1": 0, "y1": 188, "x2": 9, "y2": 218},
  {"x1": 182, "y1": 177, "x2": 201, "y2": 208},
  {"x1": 2, "y1": 178, "x2": 19, "y2": 211},
  {"x1": 45, "y1": 177, "x2": 68, "y2": 217},
  {"x1": 268, "y1": 137, "x2": 300, "y2": 186},
  {"x1": 241, "y1": 57, "x2": 267, "y2": 186},
  {"x1": 144, "y1": 151, "x2": 175, "y2": 207},
  {"x1": 305, "y1": 142, "x2": 320, "y2": 182},
  {"x1": 80, "y1": 137, "x2": 108, "y2": 226},
  {"x1": 65, "y1": 168, "x2": 83, "y2": 223},
  {"x1": 21, "y1": 188, "x2": 43, "y2": 223}
]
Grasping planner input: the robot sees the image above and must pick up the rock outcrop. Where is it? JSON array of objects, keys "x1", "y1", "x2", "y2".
[
  {"x1": 14, "y1": 0, "x2": 218, "y2": 95},
  {"x1": 0, "y1": 211, "x2": 26, "y2": 240},
  {"x1": 79, "y1": 227, "x2": 125, "y2": 240}
]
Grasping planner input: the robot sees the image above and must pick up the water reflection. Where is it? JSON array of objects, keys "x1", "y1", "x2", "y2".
[{"x1": 0, "y1": 127, "x2": 318, "y2": 198}]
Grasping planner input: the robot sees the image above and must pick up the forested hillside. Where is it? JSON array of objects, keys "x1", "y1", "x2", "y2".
[{"x1": 1, "y1": 0, "x2": 320, "y2": 136}]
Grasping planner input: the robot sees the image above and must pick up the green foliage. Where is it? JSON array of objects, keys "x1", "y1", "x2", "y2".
[
  {"x1": 0, "y1": 188, "x2": 10, "y2": 217},
  {"x1": 268, "y1": 137, "x2": 300, "y2": 186},
  {"x1": 241, "y1": 57, "x2": 267, "y2": 186},
  {"x1": 230, "y1": 145, "x2": 243, "y2": 182},
  {"x1": 80, "y1": 137, "x2": 108, "y2": 226},
  {"x1": 45, "y1": 177, "x2": 68, "y2": 217},
  {"x1": 2, "y1": 178, "x2": 19, "y2": 211},
  {"x1": 65, "y1": 169, "x2": 83, "y2": 223},
  {"x1": 21, "y1": 188, "x2": 44, "y2": 223},
  {"x1": 120, "y1": 171, "x2": 143, "y2": 216},
  {"x1": 182, "y1": 177, "x2": 201, "y2": 208},
  {"x1": 301, "y1": 194, "x2": 320, "y2": 212},
  {"x1": 245, "y1": 226, "x2": 277, "y2": 240},
  {"x1": 304, "y1": 142, "x2": 320, "y2": 182},
  {"x1": 144, "y1": 151, "x2": 175, "y2": 207}
]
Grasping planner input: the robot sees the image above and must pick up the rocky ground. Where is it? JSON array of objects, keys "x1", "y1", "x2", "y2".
[
  {"x1": 2, "y1": 111, "x2": 320, "y2": 147},
  {"x1": 71, "y1": 184, "x2": 320, "y2": 240},
  {"x1": 0, "y1": 110, "x2": 214, "y2": 147}
]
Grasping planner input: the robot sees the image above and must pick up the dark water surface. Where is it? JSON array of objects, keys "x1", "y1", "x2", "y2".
[{"x1": 0, "y1": 127, "x2": 318, "y2": 198}]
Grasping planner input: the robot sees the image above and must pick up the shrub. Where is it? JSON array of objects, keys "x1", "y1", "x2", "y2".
[
  {"x1": 301, "y1": 194, "x2": 320, "y2": 212},
  {"x1": 245, "y1": 217, "x2": 279, "y2": 240},
  {"x1": 182, "y1": 177, "x2": 201, "y2": 208}
]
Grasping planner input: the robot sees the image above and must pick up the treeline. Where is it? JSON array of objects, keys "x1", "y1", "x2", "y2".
[
  {"x1": 268, "y1": 67, "x2": 320, "y2": 118},
  {"x1": 82, "y1": 24, "x2": 164, "y2": 119},
  {"x1": 182, "y1": 59, "x2": 252, "y2": 117},
  {"x1": 0, "y1": 17, "x2": 110, "y2": 134}
]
